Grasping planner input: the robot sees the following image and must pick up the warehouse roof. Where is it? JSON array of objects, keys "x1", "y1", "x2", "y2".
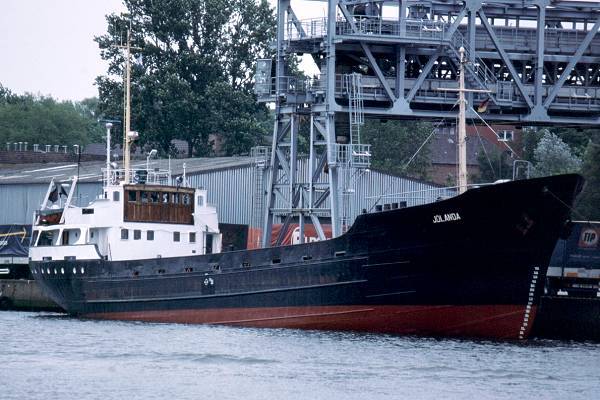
[{"x1": 0, "y1": 157, "x2": 254, "y2": 185}]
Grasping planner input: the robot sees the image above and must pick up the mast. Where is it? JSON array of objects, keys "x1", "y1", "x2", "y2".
[
  {"x1": 438, "y1": 47, "x2": 491, "y2": 194},
  {"x1": 105, "y1": 122, "x2": 112, "y2": 183},
  {"x1": 124, "y1": 29, "x2": 132, "y2": 184},
  {"x1": 113, "y1": 28, "x2": 141, "y2": 184},
  {"x1": 457, "y1": 47, "x2": 467, "y2": 194}
]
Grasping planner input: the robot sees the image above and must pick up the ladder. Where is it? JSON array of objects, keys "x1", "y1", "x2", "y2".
[
  {"x1": 250, "y1": 146, "x2": 270, "y2": 248},
  {"x1": 346, "y1": 73, "x2": 364, "y2": 146}
]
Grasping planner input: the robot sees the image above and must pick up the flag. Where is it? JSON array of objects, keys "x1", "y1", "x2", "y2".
[
  {"x1": 477, "y1": 98, "x2": 490, "y2": 113},
  {"x1": 48, "y1": 183, "x2": 68, "y2": 203}
]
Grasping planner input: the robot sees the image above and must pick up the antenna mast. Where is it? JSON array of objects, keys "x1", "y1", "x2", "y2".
[
  {"x1": 113, "y1": 26, "x2": 141, "y2": 184},
  {"x1": 438, "y1": 47, "x2": 491, "y2": 194},
  {"x1": 457, "y1": 48, "x2": 468, "y2": 194},
  {"x1": 124, "y1": 29, "x2": 132, "y2": 183}
]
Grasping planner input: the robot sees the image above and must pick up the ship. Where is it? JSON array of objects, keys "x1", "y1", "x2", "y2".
[
  {"x1": 29, "y1": 171, "x2": 582, "y2": 339},
  {"x1": 28, "y1": 41, "x2": 584, "y2": 340}
]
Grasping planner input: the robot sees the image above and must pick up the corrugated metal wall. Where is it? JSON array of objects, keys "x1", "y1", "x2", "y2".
[
  {"x1": 0, "y1": 182, "x2": 102, "y2": 225},
  {"x1": 187, "y1": 166, "x2": 256, "y2": 225},
  {"x1": 1, "y1": 163, "x2": 449, "y2": 226},
  {"x1": 187, "y1": 160, "x2": 451, "y2": 226}
]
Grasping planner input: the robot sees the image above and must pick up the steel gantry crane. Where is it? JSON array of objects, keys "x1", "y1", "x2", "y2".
[{"x1": 255, "y1": 0, "x2": 600, "y2": 246}]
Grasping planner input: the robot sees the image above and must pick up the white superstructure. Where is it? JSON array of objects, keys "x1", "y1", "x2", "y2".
[{"x1": 29, "y1": 168, "x2": 222, "y2": 262}]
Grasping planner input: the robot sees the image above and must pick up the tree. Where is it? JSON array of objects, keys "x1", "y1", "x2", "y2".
[
  {"x1": 0, "y1": 87, "x2": 104, "y2": 146},
  {"x1": 94, "y1": 0, "x2": 275, "y2": 156},
  {"x1": 576, "y1": 132, "x2": 600, "y2": 220},
  {"x1": 361, "y1": 120, "x2": 433, "y2": 180},
  {"x1": 548, "y1": 126, "x2": 593, "y2": 158},
  {"x1": 532, "y1": 131, "x2": 582, "y2": 177},
  {"x1": 474, "y1": 148, "x2": 513, "y2": 183},
  {"x1": 521, "y1": 127, "x2": 544, "y2": 163}
]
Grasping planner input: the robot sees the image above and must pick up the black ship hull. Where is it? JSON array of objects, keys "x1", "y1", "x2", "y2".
[{"x1": 31, "y1": 175, "x2": 583, "y2": 339}]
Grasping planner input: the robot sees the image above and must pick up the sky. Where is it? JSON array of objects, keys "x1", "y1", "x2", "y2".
[
  {"x1": 0, "y1": 0, "x2": 594, "y2": 101},
  {"x1": 0, "y1": 0, "x2": 319, "y2": 102},
  {"x1": 0, "y1": 0, "x2": 125, "y2": 101}
]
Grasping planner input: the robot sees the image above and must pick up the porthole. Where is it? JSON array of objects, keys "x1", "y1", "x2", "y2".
[
  {"x1": 72, "y1": 267, "x2": 77, "y2": 274},
  {"x1": 46, "y1": 268, "x2": 51, "y2": 274},
  {"x1": 53, "y1": 268, "x2": 57, "y2": 274},
  {"x1": 32, "y1": 269, "x2": 37, "y2": 274},
  {"x1": 80, "y1": 267, "x2": 85, "y2": 274},
  {"x1": 61, "y1": 268, "x2": 65, "y2": 275},
  {"x1": 41, "y1": 269, "x2": 44, "y2": 274}
]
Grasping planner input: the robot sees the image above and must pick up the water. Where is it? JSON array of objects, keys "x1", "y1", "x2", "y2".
[{"x1": 1, "y1": 311, "x2": 599, "y2": 400}]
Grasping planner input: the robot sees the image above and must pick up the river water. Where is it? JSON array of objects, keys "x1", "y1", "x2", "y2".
[{"x1": 1, "y1": 311, "x2": 599, "y2": 400}]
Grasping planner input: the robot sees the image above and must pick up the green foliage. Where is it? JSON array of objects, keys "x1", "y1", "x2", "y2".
[
  {"x1": 202, "y1": 82, "x2": 269, "y2": 155},
  {"x1": 522, "y1": 127, "x2": 594, "y2": 162},
  {"x1": 474, "y1": 148, "x2": 513, "y2": 183},
  {"x1": 521, "y1": 127, "x2": 544, "y2": 163},
  {"x1": 95, "y1": 0, "x2": 275, "y2": 156},
  {"x1": 576, "y1": 132, "x2": 600, "y2": 220},
  {"x1": 361, "y1": 120, "x2": 433, "y2": 180},
  {"x1": 548, "y1": 126, "x2": 592, "y2": 158},
  {"x1": 0, "y1": 84, "x2": 104, "y2": 146},
  {"x1": 532, "y1": 131, "x2": 582, "y2": 177}
]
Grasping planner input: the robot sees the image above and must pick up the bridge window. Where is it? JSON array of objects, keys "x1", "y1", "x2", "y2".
[
  {"x1": 128, "y1": 191, "x2": 137, "y2": 202},
  {"x1": 197, "y1": 195, "x2": 204, "y2": 206},
  {"x1": 162, "y1": 193, "x2": 169, "y2": 203},
  {"x1": 205, "y1": 234, "x2": 213, "y2": 254},
  {"x1": 189, "y1": 232, "x2": 196, "y2": 243},
  {"x1": 183, "y1": 194, "x2": 190, "y2": 205},
  {"x1": 121, "y1": 229, "x2": 129, "y2": 240},
  {"x1": 141, "y1": 191, "x2": 148, "y2": 204},
  {"x1": 134, "y1": 229, "x2": 141, "y2": 240},
  {"x1": 147, "y1": 230, "x2": 154, "y2": 240},
  {"x1": 38, "y1": 230, "x2": 58, "y2": 246},
  {"x1": 173, "y1": 231, "x2": 180, "y2": 242},
  {"x1": 113, "y1": 191, "x2": 120, "y2": 201},
  {"x1": 150, "y1": 192, "x2": 159, "y2": 203},
  {"x1": 61, "y1": 229, "x2": 81, "y2": 245}
]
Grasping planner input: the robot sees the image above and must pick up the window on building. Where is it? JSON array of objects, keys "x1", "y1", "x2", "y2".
[
  {"x1": 147, "y1": 230, "x2": 154, "y2": 240},
  {"x1": 113, "y1": 191, "x2": 120, "y2": 201},
  {"x1": 134, "y1": 229, "x2": 141, "y2": 240},
  {"x1": 121, "y1": 229, "x2": 129, "y2": 240},
  {"x1": 189, "y1": 232, "x2": 196, "y2": 243},
  {"x1": 173, "y1": 231, "x2": 180, "y2": 242},
  {"x1": 498, "y1": 130, "x2": 514, "y2": 142}
]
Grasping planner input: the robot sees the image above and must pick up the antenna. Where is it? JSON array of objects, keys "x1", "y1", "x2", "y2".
[
  {"x1": 436, "y1": 47, "x2": 492, "y2": 194},
  {"x1": 112, "y1": 21, "x2": 142, "y2": 184}
]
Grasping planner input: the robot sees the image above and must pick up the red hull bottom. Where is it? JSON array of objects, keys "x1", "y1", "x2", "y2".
[{"x1": 86, "y1": 305, "x2": 537, "y2": 340}]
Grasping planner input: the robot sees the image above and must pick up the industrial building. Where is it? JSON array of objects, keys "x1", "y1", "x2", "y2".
[{"x1": 0, "y1": 156, "x2": 451, "y2": 230}]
